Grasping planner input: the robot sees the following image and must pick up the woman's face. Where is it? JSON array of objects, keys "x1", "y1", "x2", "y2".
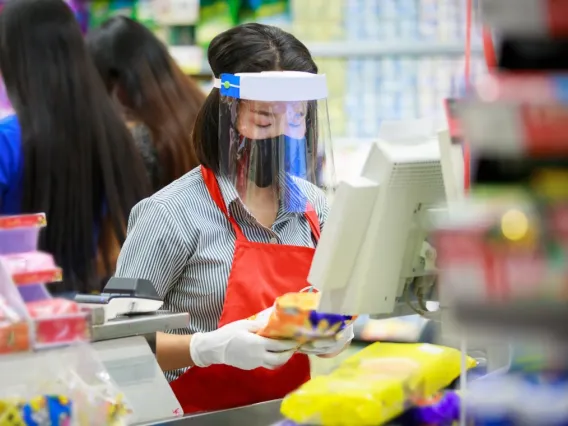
[{"x1": 236, "y1": 100, "x2": 307, "y2": 140}]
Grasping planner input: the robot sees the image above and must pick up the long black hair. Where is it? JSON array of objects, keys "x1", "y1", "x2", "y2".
[
  {"x1": 192, "y1": 23, "x2": 318, "y2": 172},
  {"x1": 87, "y1": 17, "x2": 205, "y2": 189},
  {"x1": 0, "y1": 0, "x2": 151, "y2": 292}
]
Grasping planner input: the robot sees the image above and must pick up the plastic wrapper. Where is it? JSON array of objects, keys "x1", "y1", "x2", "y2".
[
  {"x1": 281, "y1": 342, "x2": 476, "y2": 426},
  {"x1": 0, "y1": 344, "x2": 131, "y2": 425},
  {"x1": 405, "y1": 391, "x2": 461, "y2": 425},
  {"x1": 249, "y1": 292, "x2": 355, "y2": 343}
]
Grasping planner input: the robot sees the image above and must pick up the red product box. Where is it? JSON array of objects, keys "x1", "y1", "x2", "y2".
[
  {"x1": 34, "y1": 315, "x2": 89, "y2": 347},
  {"x1": 0, "y1": 214, "x2": 46, "y2": 230},
  {"x1": 27, "y1": 299, "x2": 90, "y2": 347}
]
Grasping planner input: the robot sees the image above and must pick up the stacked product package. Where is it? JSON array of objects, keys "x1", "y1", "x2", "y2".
[
  {"x1": 0, "y1": 214, "x2": 131, "y2": 425},
  {"x1": 435, "y1": 0, "x2": 568, "y2": 424}
]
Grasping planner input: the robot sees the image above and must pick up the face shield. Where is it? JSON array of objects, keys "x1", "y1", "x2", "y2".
[{"x1": 215, "y1": 71, "x2": 335, "y2": 214}]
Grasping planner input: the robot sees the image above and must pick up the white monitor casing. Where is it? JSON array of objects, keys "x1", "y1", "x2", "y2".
[{"x1": 310, "y1": 138, "x2": 445, "y2": 316}]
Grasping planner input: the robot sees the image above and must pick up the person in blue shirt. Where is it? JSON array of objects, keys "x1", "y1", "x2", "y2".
[
  {"x1": 0, "y1": 115, "x2": 21, "y2": 215},
  {"x1": 0, "y1": 0, "x2": 151, "y2": 294}
]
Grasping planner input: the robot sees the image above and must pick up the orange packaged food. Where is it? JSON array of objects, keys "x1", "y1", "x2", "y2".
[{"x1": 249, "y1": 292, "x2": 356, "y2": 343}]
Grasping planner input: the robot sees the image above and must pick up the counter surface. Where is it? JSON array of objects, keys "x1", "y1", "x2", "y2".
[
  {"x1": 143, "y1": 399, "x2": 403, "y2": 426},
  {"x1": 144, "y1": 400, "x2": 285, "y2": 426},
  {"x1": 91, "y1": 312, "x2": 188, "y2": 341}
]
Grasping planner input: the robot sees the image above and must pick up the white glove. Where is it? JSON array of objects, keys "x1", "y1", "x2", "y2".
[
  {"x1": 190, "y1": 319, "x2": 298, "y2": 370},
  {"x1": 299, "y1": 324, "x2": 355, "y2": 356}
]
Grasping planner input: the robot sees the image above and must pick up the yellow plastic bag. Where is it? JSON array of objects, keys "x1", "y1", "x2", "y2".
[{"x1": 281, "y1": 342, "x2": 476, "y2": 426}]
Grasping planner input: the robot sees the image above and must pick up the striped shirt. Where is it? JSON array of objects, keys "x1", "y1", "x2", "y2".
[{"x1": 114, "y1": 166, "x2": 329, "y2": 381}]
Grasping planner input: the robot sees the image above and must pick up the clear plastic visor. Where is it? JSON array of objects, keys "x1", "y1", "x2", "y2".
[{"x1": 218, "y1": 95, "x2": 335, "y2": 215}]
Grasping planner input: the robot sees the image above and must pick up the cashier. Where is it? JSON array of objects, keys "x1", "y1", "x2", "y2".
[{"x1": 114, "y1": 23, "x2": 353, "y2": 414}]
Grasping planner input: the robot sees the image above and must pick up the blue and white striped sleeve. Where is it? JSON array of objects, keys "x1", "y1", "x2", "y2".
[
  {"x1": 115, "y1": 198, "x2": 189, "y2": 299},
  {"x1": 314, "y1": 190, "x2": 329, "y2": 232}
]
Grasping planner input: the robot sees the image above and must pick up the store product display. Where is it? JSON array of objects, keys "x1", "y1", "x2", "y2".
[
  {"x1": 0, "y1": 214, "x2": 131, "y2": 426},
  {"x1": 0, "y1": 0, "x2": 486, "y2": 137},
  {"x1": 280, "y1": 342, "x2": 476, "y2": 426},
  {"x1": 433, "y1": 1, "x2": 568, "y2": 423},
  {"x1": 0, "y1": 349, "x2": 131, "y2": 426},
  {"x1": 0, "y1": 214, "x2": 90, "y2": 352}
]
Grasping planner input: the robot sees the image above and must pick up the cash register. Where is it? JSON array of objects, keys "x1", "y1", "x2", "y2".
[{"x1": 76, "y1": 277, "x2": 164, "y2": 322}]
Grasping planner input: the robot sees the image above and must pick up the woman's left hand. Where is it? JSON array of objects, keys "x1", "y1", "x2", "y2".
[{"x1": 298, "y1": 324, "x2": 354, "y2": 358}]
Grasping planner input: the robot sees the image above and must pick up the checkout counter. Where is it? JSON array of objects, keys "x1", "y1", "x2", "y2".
[
  {"x1": 0, "y1": 313, "x2": 189, "y2": 424},
  {"x1": 0, "y1": 306, "x2": 188, "y2": 425},
  {"x1": 141, "y1": 398, "x2": 407, "y2": 426},
  {"x1": 90, "y1": 311, "x2": 187, "y2": 424}
]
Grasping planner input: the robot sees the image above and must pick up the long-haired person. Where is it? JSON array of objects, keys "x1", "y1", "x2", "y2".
[
  {"x1": 0, "y1": 0, "x2": 150, "y2": 294},
  {"x1": 86, "y1": 17, "x2": 205, "y2": 191}
]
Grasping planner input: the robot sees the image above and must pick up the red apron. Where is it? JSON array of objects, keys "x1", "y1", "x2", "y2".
[{"x1": 169, "y1": 166, "x2": 320, "y2": 414}]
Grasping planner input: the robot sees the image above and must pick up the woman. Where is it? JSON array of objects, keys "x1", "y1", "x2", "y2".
[
  {"x1": 86, "y1": 17, "x2": 205, "y2": 191},
  {"x1": 115, "y1": 23, "x2": 353, "y2": 413},
  {"x1": 0, "y1": 0, "x2": 150, "y2": 294}
]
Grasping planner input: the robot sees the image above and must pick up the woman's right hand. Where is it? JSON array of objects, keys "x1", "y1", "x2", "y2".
[{"x1": 190, "y1": 320, "x2": 298, "y2": 370}]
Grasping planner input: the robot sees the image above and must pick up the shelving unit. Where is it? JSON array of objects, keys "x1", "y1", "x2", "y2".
[{"x1": 307, "y1": 41, "x2": 483, "y2": 57}]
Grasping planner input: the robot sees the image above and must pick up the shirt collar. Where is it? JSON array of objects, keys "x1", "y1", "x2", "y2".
[
  {"x1": 214, "y1": 173, "x2": 308, "y2": 218},
  {"x1": 215, "y1": 173, "x2": 241, "y2": 214}
]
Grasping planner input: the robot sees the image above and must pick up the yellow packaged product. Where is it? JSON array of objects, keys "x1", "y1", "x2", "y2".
[
  {"x1": 281, "y1": 342, "x2": 476, "y2": 426},
  {"x1": 249, "y1": 292, "x2": 356, "y2": 343}
]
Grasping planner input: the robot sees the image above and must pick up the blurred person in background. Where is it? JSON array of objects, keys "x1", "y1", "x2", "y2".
[
  {"x1": 86, "y1": 17, "x2": 206, "y2": 191},
  {"x1": 0, "y1": 0, "x2": 150, "y2": 296}
]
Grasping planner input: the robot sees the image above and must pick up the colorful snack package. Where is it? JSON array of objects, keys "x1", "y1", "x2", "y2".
[
  {"x1": 281, "y1": 342, "x2": 476, "y2": 426},
  {"x1": 20, "y1": 395, "x2": 72, "y2": 426},
  {"x1": 249, "y1": 292, "x2": 356, "y2": 343},
  {"x1": 406, "y1": 391, "x2": 461, "y2": 425}
]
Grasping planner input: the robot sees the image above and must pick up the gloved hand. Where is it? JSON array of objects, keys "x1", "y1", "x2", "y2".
[
  {"x1": 298, "y1": 324, "x2": 354, "y2": 357},
  {"x1": 190, "y1": 319, "x2": 298, "y2": 370}
]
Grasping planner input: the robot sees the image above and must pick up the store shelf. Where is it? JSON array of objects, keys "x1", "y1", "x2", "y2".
[{"x1": 306, "y1": 41, "x2": 483, "y2": 57}]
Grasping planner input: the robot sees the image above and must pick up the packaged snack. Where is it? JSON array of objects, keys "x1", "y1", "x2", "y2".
[
  {"x1": 249, "y1": 292, "x2": 355, "y2": 343},
  {"x1": 0, "y1": 400, "x2": 25, "y2": 426},
  {"x1": 281, "y1": 342, "x2": 476, "y2": 426},
  {"x1": 406, "y1": 390, "x2": 461, "y2": 425},
  {"x1": 20, "y1": 395, "x2": 72, "y2": 426}
]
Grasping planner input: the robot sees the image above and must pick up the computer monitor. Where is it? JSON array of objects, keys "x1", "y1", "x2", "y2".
[{"x1": 309, "y1": 137, "x2": 446, "y2": 316}]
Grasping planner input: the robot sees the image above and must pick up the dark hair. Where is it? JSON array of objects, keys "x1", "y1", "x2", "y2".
[
  {"x1": 0, "y1": 0, "x2": 151, "y2": 292},
  {"x1": 86, "y1": 16, "x2": 205, "y2": 187},
  {"x1": 193, "y1": 23, "x2": 318, "y2": 173}
]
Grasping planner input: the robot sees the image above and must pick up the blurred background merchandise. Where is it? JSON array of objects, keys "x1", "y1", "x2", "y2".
[{"x1": 0, "y1": 0, "x2": 483, "y2": 175}]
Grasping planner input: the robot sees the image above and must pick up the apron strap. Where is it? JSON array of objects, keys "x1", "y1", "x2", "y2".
[
  {"x1": 304, "y1": 204, "x2": 321, "y2": 243},
  {"x1": 201, "y1": 166, "x2": 246, "y2": 241},
  {"x1": 202, "y1": 166, "x2": 322, "y2": 244}
]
